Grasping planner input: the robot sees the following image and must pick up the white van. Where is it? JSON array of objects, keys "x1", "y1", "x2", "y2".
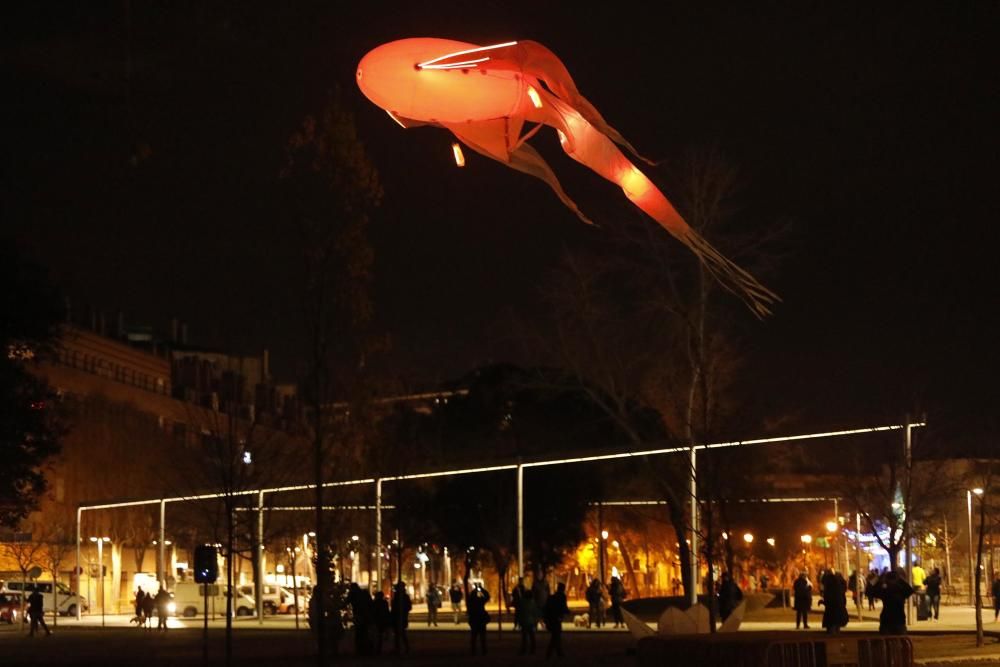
[
  {"x1": 238, "y1": 584, "x2": 297, "y2": 614},
  {"x1": 171, "y1": 581, "x2": 256, "y2": 618},
  {"x1": 1, "y1": 580, "x2": 89, "y2": 617}
]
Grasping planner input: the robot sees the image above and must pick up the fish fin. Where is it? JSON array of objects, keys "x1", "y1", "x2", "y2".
[{"x1": 508, "y1": 143, "x2": 595, "y2": 226}]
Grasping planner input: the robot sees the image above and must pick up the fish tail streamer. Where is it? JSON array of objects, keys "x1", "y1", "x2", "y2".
[{"x1": 547, "y1": 96, "x2": 778, "y2": 316}]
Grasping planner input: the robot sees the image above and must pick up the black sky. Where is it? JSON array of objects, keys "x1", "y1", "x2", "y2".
[{"x1": 4, "y1": 3, "x2": 998, "y2": 446}]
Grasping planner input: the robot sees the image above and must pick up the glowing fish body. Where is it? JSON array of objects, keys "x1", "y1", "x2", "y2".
[{"x1": 357, "y1": 38, "x2": 776, "y2": 315}]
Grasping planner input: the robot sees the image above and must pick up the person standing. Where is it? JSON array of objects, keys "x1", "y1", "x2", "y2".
[
  {"x1": 516, "y1": 588, "x2": 538, "y2": 655},
  {"x1": 793, "y1": 572, "x2": 813, "y2": 629},
  {"x1": 821, "y1": 569, "x2": 849, "y2": 634},
  {"x1": 466, "y1": 582, "x2": 491, "y2": 655},
  {"x1": 27, "y1": 585, "x2": 51, "y2": 637},
  {"x1": 544, "y1": 582, "x2": 570, "y2": 659},
  {"x1": 425, "y1": 584, "x2": 441, "y2": 627},
  {"x1": 609, "y1": 575, "x2": 627, "y2": 628},
  {"x1": 924, "y1": 568, "x2": 942, "y2": 621},
  {"x1": 133, "y1": 586, "x2": 145, "y2": 627},
  {"x1": 372, "y1": 591, "x2": 391, "y2": 655},
  {"x1": 992, "y1": 574, "x2": 1000, "y2": 622},
  {"x1": 449, "y1": 582, "x2": 464, "y2": 625},
  {"x1": 154, "y1": 586, "x2": 171, "y2": 632},
  {"x1": 874, "y1": 570, "x2": 913, "y2": 634},
  {"x1": 390, "y1": 581, "x2": 411, "y2": 654},
  {"x1": 865, "y1": 570, "x2": 879, "y2": 610},
  {"x1": 585, "y1": 578, "x2": 603, "y2": 628},
  {"x1": 348, "y1": 582, "x2": 373, "y2": 655},
  {"x1": 718, "y1": 572, "x2": 744, "y2": 623},
  {"x1": 511, "y1": 576, "x2": 525, "y2": 630}
]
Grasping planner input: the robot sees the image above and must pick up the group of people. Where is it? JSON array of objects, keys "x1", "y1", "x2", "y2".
[
  {"x1": 336, "y1": 581, "x2": 412, "y2": 655},
  {"x1": 579, "y1": 576, "x2": 628, "y2": 629},
  {"x1": 132, "y1": 586, "x2": 170, "y2": 630}
]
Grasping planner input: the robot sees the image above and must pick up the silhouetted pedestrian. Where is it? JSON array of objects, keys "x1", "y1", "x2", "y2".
[
  {"x1": 467, "y1": 582, "x2": 491, "y2": 655},
  {"x1": 348, "y1": 582, "x2": 373, "y2": 655},
  {"x1": 425, "y1": 584, "x2": 441, "y2": 626},
  {"x1": 875, "y1": 570, "x2": 913, "y2": 634},
  {"x1": 544, "y1": 582, "x2": 569, "y2": 658},
  {"x1": 924, "y1": 568, "x2": 942, "y2": 621},
  {"x1": 511, "y1": 576, "x2": 526, "y2": 630},
  {"x1": 372, "y1": 591, "x2": 391, "y2": 654},
  {"x1": 992, "y1": 575, "x2": 1000, "y2": 622},
  {"x1": 585, "y1": 578, "x2": 603, "y2": 628},
  {"x1": 142, "y1": 591, "x2": 155, "y2": 629},
  {"x1": 718, "y1": 572, "x2": 743, "y2": 622},
  {"x1": 154, "y1": 587, "x2": 170, "y2": 631},
  {"x1": 517, "y1": 588, "x2": 538, "y2": 655},
  {"x1": 27, "y1": 586, "x2": 51, "y2": 637},
  {"x1": 609, "y1": 576, "x2": 626, "y2": 628},
  {"x1": 390, "y1": 582, "x2": 411, "y2": 654},
  {"x1": 793, "y1": 572, "x2": 813, "y2": 629},
  {"x1": 821, "y1": 570, "x2": 849, "y2": 634},
  {"x1": 449, "y1": 582, "x2": 463, "y2": 624},
  {"x1": 865, "y1": 570, "x2": 879, "y2": 610}
]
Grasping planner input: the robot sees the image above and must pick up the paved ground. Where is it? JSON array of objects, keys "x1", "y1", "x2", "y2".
[{"x1": 2, "y1": 603, "x2": 997, "y2": 666}]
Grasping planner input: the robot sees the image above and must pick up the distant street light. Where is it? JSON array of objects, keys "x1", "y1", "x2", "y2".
[
  {"x1": 825, "y1": 521, "x2": 838, "y2": 533},
  {"x1": 743, "y1": 533, "x2": 754, "y2": 544},
  {"x1": 800, "y1": 535, "x2": 813, "y2": 545},
  {"x1": 88, "y1": 537, "x2": 110, "y2": 627},
  {"x1": 766, "y1": 538, "x2": 776, "y2": 547}
]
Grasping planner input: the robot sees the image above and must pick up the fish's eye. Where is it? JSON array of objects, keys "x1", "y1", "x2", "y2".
[{"x1": 356, "y1": 69, "x2": 362, "y2": 79}]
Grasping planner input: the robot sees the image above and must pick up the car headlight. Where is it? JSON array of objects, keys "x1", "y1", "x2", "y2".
[{"x1": 167, "y1": 602, "x2": 177, "y2": 614}]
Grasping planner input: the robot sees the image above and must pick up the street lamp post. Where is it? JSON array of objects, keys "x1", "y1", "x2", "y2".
[
  {"x1": 967, "y1": 488, "x2": 984, "y2": 605},
  {"x1": 826, "y1": 521, "x2": 839, "y2": 572},
  {"x1": 89, "y1": 537, "x2": 110, "y2": 627}
]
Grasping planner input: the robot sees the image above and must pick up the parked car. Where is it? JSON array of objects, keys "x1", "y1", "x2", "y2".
[
  {"x1": 2, "y1": 580, "x2": 88, "y2": 617},
  {"x1": 0, "y1": 592, "x2": 23, "y2": 624}
]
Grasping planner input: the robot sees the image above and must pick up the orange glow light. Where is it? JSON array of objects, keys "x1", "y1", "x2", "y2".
[
  {"x1": 526, "y1": 85, "x2": 542, "y2": 108},
  {"x1": 452, "y1": 142, "x2": 465, "y2": 167}
]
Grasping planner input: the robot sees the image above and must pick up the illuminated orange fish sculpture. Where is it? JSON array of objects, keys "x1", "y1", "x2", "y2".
[{"x1": 357, "y1": 38, "x2": 777, "y2": 315}]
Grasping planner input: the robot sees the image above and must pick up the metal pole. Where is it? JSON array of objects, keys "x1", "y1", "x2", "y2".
[
  {"x1": 75, "y1": 507, "x2": 82, "y2": 621},
  {"x1": 856, "y1": 512, "x2": 864, "y2": 621},
  {"x1": 376, "y1": 478, "x2": 382, "y2": 593},
  {"x1": 944, "y1": 515, "x2": 953, "y2": 592},
  {"x1": 904, "y1": 421, "x2": 913, "y2": 624},
  {"x1": 98, "y1": 538, "x2": 105, "y2": 627},
  {"x1": 159, "y1": 499, "x2": 166, "y2": 588},
  {"x1": 598, "y1": 502, "x2": 606, "y2": 585},
  {"x1": 834, "y1": 498, "x2": 840, "y2": 572},
  {"x1": 516, "y1": 464, "x2": 524, "y2": 578},
  {"x1": 967, "y1": 490, "x2": 974, "y2": 606},
  {"x1": 690, "y1": 446, "x2": 699, "y2": 607},
  {"x1": 257, "y1": 489, "x2": 265, "y2": 624}
]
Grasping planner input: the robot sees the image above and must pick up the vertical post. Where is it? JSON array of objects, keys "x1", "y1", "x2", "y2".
[
  {"x1": 98, "y1": 538, "x2": 105, "y2": 627},
  {"x1": 516, "y1": 464, "x2": 524, "y2": 578},
  {"x1": 833, "y1": 498, "x2": 840, "y2": 572},
  {"x1": 967, "y1": 490, "x2": 974, "y2": 606},
  {"x1": 690, "y1": 446, "x2": 699, "y2": 607},
  {"x1": 444, "y1": 547, "x2": 451, "y2": 588},
  {"x1": 856, "y1": 512, "x2": 864, "y2": 621},
  {"x1": 75, "y1": 507, "x2": 82, "y2": 621},
  {"x1": 943, "y1": 515, "x2": 953, "y2": 590},
  {"x1": 159, "y1": 499, "x2": 166, "y2": 588},
  {"x1": 257, "y1": 490, "x2": 265, "y2": 624},
  {"x1": 598, "y1": 502, "x2": 606, "y2": 585},
  {"x1": 376, "y1": 478, "x2": 382, "y2": 593},
  {"x1": 904, "y1": 420, "x2": 913, "y2": 624}
]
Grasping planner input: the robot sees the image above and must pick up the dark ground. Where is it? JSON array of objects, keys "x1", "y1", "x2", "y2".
[{"x1": 0, "y1": 625, "x2": 636, "y2": 667}]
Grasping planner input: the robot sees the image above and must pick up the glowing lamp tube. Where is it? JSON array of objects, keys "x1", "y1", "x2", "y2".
[{"x1": 452, "y1": 142, "x2": 466, "y2": 167}]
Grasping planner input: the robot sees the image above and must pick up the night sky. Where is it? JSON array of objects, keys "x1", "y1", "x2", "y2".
[{"x1": 4, "y1": 3, "x2": 998, "y2": 447}]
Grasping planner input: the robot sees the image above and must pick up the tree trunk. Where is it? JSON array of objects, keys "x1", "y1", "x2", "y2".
[{"x1": 226, "y1": 507, "x2": 234, "y2": 667}]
